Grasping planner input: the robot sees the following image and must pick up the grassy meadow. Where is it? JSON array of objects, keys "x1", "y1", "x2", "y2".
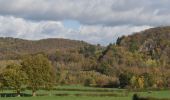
[{"x1": 0, "y1": 85, "x2": 169, "y2": 100}]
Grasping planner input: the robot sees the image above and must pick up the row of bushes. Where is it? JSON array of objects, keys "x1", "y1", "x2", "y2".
[{"x1": 56, "y1": 70, "x2": 118, "y2": 87}]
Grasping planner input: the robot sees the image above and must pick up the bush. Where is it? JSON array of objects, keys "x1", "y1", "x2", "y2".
[{"x1": 84, "y1": 78, "x2": 96, "y2": 86}]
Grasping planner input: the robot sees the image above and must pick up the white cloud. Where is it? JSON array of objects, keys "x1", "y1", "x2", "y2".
[
  {"x1": 2, "y1": 0, "x2": 167, "y2": 45},
  {"x1": 78, "y1": 25, "x2": 151, "y2": 44},
  {"x1": 0, "y1": 16, "x2": 151, "y2": 45},
  {"x1": 0, "y1": 16, "x2": 66, "y2": 39},
  {"x1": 0, "y1": 0, "x2": 170, "y2": 26}
]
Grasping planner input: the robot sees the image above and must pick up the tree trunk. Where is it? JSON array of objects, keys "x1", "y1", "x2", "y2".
[
  {"x1": 17, "y1": 89, "x2": 21, "y2": 97},
  {"x1": 32, "y1": 90, "x2": 36, "y2": 96}
]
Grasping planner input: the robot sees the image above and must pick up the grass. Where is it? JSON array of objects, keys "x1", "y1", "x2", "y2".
[
  {"x1": 134, "y1": 90, "x2": 170, "y2": 99},
  {"x1": 0, "y1": 96, "x2": 132, "y2": 100},
  {"x1": 0, "y1": 85, "x2": 170, "y2": 100}
]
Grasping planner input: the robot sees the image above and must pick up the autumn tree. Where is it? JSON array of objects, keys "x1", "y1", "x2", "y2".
[
  {"x1": 130, "y1": 76, "x2": 138, "y2": 89},
  {"x1": 0, "y1": 63, "x2": 27, "y2": 97},
  {"x1": 21, "y1": 54, "x2": 55, "y2": 96}
]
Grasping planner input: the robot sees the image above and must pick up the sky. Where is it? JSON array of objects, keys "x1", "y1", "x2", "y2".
[{"x1": 0, "y1": 0, "x2": 169, "y2": 45}]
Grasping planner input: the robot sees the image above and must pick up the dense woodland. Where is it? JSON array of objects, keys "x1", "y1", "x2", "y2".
[{"x1": 0, "y1": 26, "x2": 170, "y2": 96}]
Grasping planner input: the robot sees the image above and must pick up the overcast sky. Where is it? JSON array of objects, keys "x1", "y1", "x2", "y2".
[{"x1": 0, "y1": 0, "x2": 169, "y2": 45}]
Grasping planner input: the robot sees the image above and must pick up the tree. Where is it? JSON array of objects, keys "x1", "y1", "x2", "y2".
[
  {"x1": 21, "y1": 54, "x2": 55, "y2": 96},
  {"x1": 130, "y1": 76, "x2": 138, "y2": 89},
  {"x1": 142, "y1": 73, "x2": 154, "y2": 88},
  {"x1": 84, "y1": 77, "x2": 96, "y2": 86},
  {"x1": 0, "y1": 63, "x2": 27, "y2": 97},
  {"x1": 119, "y1": 72, "x2": 133, "y2": 88},
  {"x1": 98, "y1": 62, "x2": 115, "y2": 76},
  {"x1": 137, "y1": 76, "x2": 145, "y2": 89},
  {"x1": 129, "y1": 40, "x2": 139, "y2": 53}
]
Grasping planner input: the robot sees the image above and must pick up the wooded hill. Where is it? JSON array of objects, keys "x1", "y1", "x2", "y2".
[
  {"x1": 0, "y1": 26, "x2": 170, "y2": 90},
  {"x1": 117, "y1": 26, "x2": 170, "y2": 66},
  {"x1": 97, "y1": 26, "x2": 170, "y2": 88},
  {"x1": 0, "y1": 37, "x2": 92, "y2": 60}
]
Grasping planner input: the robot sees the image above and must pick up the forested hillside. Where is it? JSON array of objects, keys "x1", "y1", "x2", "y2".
[
  {"x1": 0, "y1": 37, "x2": 92, "y2": 60},
  {"x1": 0, "y1": 26, "x2": 170, "y2": 93},
  {"x1": 117, "y1": 26, "x2": 170, "y2": 67},
  {"x1": 97, "y1": 26, "x2": 170, "y2": 88}
]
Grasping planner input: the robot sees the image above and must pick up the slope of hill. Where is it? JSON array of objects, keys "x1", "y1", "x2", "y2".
[
  {"x1": 0, "y1": 37, "x2": 91, "y2": 60},
  {"x1": 96, "y1": 26, "x2": 170, "y2": 88},
  {"x1": 116, "y1": 26, "x2": 170, "y2": 65},
  {"x1": 117, "y1": 26, "x2": 170, "y2": 51},
  {"x1": 98, "y1": 26, "x2": 170, "y2": 75}
]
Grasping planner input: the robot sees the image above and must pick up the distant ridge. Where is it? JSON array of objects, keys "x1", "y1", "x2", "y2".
[{"x1": 0, "y1": 37, "x2": 91, "y2": 60}]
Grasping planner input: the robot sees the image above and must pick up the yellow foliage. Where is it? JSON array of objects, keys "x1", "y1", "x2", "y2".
[{"x1": 137, "y1": 76, "x2": 144, "y2": 89}]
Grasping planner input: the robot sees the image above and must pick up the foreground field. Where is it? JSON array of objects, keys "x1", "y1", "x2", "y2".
[
  {"x1": 0, "y1": 96, "x2": 131, "y2": 100},
  {"x1": 0, "y1": 85, "x2": 170, "y2": 100}
]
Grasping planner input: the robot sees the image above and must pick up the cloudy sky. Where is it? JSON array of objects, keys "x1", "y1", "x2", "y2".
[{"x1": 0, "y1": 0, "x2": 169, "y2": 45}]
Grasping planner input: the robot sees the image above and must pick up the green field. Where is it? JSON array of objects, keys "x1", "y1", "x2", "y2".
[{"x1": 0, "y1": 85, "x2": 170, "y2": 100}]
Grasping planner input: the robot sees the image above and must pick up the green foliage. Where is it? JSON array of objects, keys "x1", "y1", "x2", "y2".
[
  {"x1": 84, "y1": 78, "x2": 96, "y2": 86},
  {"x1": 142, "y1": 73, "x2": 155, "y2": 88},
  {"x1": 0, "y1": 63, "x2": 27, "y2": 96},
  {"x1": 145, "y1": 59, "x2": 158, "y2": 67},
  {"x1": 130, "y1": 76, "x2": 138, "y2": 89},
  {"x1": 119, "y1": 72, "x2": 133, "y2": 88},
  {"x1": 129, "y1": 40, "x2": 139, "y2": 52},
  {"x1": 21, "y1": 54, "x2": 55, "y2": 96},
  {"x1": 98, "y1": 62, "x2": 113, "y2": 75},
  {"x1": 79, "y1": 45, "x2": 97, "y2": 58}
]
